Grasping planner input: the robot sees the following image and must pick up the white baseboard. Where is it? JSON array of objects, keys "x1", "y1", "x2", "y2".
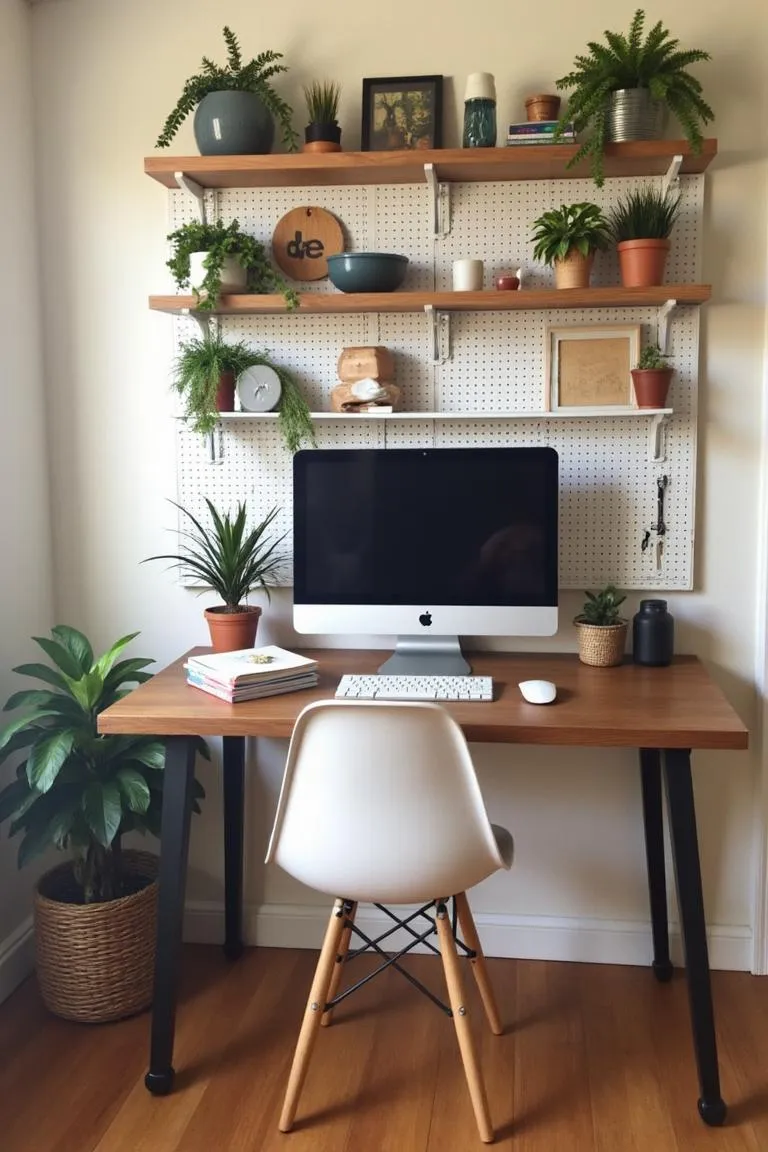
[
  {"x1": 0, "y1": 916, "x2": 34, "y2": 1005},
  {"x1": 184, "y1": 901, "x2": 752, "y2": 972}
]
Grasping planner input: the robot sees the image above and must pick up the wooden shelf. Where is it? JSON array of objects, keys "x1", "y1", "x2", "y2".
[
  {"x1": 145, "y1": 140, "x2": 717, "y2": 189},
  {"x1": 207, "y1": 408, "x2": 673, "y2": 421},
  {"x1": 151, "y1": 285, "x2": 711, "y2": 317}
]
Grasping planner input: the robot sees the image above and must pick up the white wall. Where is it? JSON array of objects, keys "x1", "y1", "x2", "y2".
[
  {"x1": 28, "y1": 0, "x2": 768, "y2": 968},
  {"x1": 0, "y1": 0, "x2": 54, "y2": 995}
]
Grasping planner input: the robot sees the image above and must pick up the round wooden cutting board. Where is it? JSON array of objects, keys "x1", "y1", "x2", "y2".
[{"x1": 272, "y1": 206, "x2": 344, "y2": 281}]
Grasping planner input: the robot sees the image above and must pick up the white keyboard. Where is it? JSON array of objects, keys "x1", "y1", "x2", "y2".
[{"x1": 335, "y1": 674, "x2": 494, "y2": 702}]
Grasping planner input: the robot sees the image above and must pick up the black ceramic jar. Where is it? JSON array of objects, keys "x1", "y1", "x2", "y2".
[{"x1": 632, "y1": 599, "x2": 674, "y2": 666}]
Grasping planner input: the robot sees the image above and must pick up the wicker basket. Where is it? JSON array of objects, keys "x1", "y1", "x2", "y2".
[
  {"x1": 575, "y1": 621, "x2": 628, "y2": 667},
  {"x1": 34, "y1": 849, "x2": 158, "y2": 1023}
]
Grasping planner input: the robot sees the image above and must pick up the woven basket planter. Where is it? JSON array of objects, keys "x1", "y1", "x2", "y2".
[
  {"x1": 575, "y1": 621, "x2": 628, "y2": 667},
  {"x1": 34, "y1": 849, "x2": 158, "y2": 1023}
]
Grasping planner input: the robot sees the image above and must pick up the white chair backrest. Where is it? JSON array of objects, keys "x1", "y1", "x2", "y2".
[{"x1": 266, "y1": 699, "x2": 505, "y2": 903}]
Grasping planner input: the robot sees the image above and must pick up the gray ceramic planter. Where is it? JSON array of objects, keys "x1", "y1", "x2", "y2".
[{"x1": 193, "y1": 91, "x2": 275, "y2": 155}]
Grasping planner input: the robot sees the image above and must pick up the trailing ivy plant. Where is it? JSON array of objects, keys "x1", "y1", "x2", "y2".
[
  {"x1": 156, "y1": 25, "x2": 299, "y2": 152},
  {"x1": 555, "y1": 9, "x2": 713, "y2": 185},
  {"x1": 166, "y1": 218, "x2": 299, "y2": 312}
]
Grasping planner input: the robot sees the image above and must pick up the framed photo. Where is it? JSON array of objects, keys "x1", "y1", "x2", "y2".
[
  {"x1": 361, "y1": 75, "x2": 443, "y2": 151},
  {"x1": 545, "y1": 324, "x2": 641, "y2": 412}
]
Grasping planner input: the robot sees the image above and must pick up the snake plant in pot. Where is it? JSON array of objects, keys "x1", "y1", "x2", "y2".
[
  {"x1": 0, "y1": 626, "x2": 208, "y2": 1022},
  {"x1": 574, "y1": 585, "x2": 628, "y2": 667}
]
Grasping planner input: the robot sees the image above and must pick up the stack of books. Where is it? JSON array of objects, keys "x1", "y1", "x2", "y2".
[
  {"x1": 506, "y1": 121, "x2": 576, "y2": 146},
  {"x1": 185, "y1": 645, "x2": 319, "y2": 703}
]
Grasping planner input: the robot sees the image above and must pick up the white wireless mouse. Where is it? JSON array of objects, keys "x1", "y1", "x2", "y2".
[{"x1": 518, "y1": 679, "x2": 557, "y2": 705}]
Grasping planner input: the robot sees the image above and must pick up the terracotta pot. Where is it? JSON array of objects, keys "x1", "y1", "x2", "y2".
[
  {"x1": 215, "y1": 370, "x2": 236, "y2": 414},
  {"x1": 302, "y1": 123, "x2": 341, "y2": 153},
  {"x1": 617, "y1": 238, "x2": 670, "y2": 288},
  {"x1": 575, "y1": 621, "x2": 628, "y2": 667},
  {"x1": 631, "y1": 368, "x2": 674, "y2": 409},
  {"x1": 302, "y1": 139, "x2": 342, "y2": 153},
  {"x1": 554, "y1": 250, "x2": 594, "y2": 289},
  {"x1": 525, "y1": 94, "x2": 561, "y2": 122},
  {"x1": 204, "y1": 605, "x2": 262, "y2": 653}
]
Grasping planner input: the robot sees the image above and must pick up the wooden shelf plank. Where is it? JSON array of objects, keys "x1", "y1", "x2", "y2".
[
  {"x1": 150, "y1": 285, "x2": 711, "y2": 317},
  {"x1": 204, "y1": 408, "x2": 673, "y2": 421},
  {"x1": 145, "y1": 140, "x2": 717, "y2": 189}
]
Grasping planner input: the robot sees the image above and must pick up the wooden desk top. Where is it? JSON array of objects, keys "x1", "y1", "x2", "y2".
[{"x1": 97, "y1": 649, "x2": 748, "y2": 750}]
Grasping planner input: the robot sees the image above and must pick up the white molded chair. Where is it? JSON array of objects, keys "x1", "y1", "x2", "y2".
[{"x1": 266, "y1": 699, "x2": 514, "y2": 1143}]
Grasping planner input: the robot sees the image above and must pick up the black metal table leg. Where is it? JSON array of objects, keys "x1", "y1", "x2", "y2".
[
  {"x1": 144, "y1": 736, "x2": 196, "y2": 1096},
  {"x1": 663, "y1": 748, "x2": 727, "y2": 1127},
  {"x1": 223, "y1": 735, "x2": 245, "y2": 961},
  {"x1": 639, "y1": 748, "x2": 673, "y2": 982}
]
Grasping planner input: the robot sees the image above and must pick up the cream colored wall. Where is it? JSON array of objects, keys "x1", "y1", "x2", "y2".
[
  {"x1": 0, "y1": 0, "x2": 53, "y2": 946},
  {"x1": 28, "y1": 0, "x2": 767, "y2": 961}
]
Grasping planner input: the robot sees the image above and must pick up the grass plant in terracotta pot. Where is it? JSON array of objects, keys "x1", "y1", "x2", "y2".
[
  {"x1": 173, "y1": 331, "x2": 265, "y2": 434},
  {"x1": 609, "y1": 185, "x2": 681, "y2": 287},
  {"x1": 303, "y1": 81, "x2": 342, "y2": 152},
  {"x1": 531, "y1": 202, "x2": 611, "y2": 288},
  {"x1": 574, "y1": 585, "x2": 628, "y2": 667},
  {"x1": 145, "y1": 500, "x2": 288, "y2": 652},
  {"x1": 631, "y1": 343, "x2": 674, "y2": 408}
]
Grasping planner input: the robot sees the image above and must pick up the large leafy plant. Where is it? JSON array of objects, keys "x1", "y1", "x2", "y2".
[
  {"x1": 0, "y1": 627, "x2": 207, "y2": 904},
  {"x1": 575, "y1": 585, "x2": 627, "y2": 626},
  {"x1": 531, "y1": 202, "x2": 611, "y2": 266},
  {"x1": 156, "y1": 25, "x2": 299, "y2": 151},
  {"x1": 608, "y1": 185, "x2": 681, "y2": 241},
  {"x1": 555, "y1": 9, "x2": 713, "y2": 185}
]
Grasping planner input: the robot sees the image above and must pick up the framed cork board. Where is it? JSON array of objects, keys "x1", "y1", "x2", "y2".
[{"x1": 545, "y1": 324, "x2": 641, "y2": 412}]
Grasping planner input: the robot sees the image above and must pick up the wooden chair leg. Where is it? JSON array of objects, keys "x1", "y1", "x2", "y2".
[
  {"x1": 436, "y1": 903, "x2": 494, "y2": 1144},
  {"x1": 322, "y1": 900, "x2": 357, "y2": 1027},
  {"x1": 279, "y1": 899, "x2": 348, "y2": 1133},
  {"x1": 455, "y1": 892, "x2": 503, "y2": 1036}
]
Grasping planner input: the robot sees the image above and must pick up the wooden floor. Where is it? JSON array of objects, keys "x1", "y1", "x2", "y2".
[{"x1": 3, "y1": 945, "x2": 768, "y2": 1151}]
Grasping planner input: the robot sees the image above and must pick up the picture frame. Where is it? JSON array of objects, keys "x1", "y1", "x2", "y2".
[
  {"x1": 361, "y1": 75, "x2": 443, "y2": 151},
  {"x1": 545, "y1": 324, "x2": 641, "y2": 412}
]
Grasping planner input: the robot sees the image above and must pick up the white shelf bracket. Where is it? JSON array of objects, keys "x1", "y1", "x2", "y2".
[
  {"x1": 424, "y1": 304, "x2": 450, "y2": 363},
  {"x1": 662, "y1": 154, "x2": 683, "y2": 198},
  {"x1": 180, "y1": 308, "x2": 213, "y2": 338},
  {"x1": 206, "y1": 425, "x2": 225, "y2": 465},
  {"x1": 657, "y1": 298, "x2": 677, "y2": 354},
  {"x1": 424, "y1": 163, "x2": 450, "y2": 237},
  {"x1": 174, "y1": 171, "x2": 207, "y2": 224},
  {"x1": 648, "y1": 413, "x2": 669, "y2": 463}
]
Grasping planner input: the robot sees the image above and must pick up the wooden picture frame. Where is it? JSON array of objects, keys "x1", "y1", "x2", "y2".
[
  {"x1": 545, "y1": 324, "x2": 641, "y2": 412},
  {"x1": 361, "y1": 75, "x2": 443, "y2": 151}
]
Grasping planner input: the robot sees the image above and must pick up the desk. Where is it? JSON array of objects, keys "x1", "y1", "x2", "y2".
[{"x1": 98, "y1": 649, "x2": 748, "y2": 1127}]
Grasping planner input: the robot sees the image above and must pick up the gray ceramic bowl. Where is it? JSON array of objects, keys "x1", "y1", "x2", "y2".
[{"x1": 326, "y1": 252, "x2": 409, "y2": 293}]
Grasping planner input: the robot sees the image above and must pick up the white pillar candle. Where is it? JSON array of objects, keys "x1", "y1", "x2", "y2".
[{"x1": 452, "y1": 258, "x2": 484, "y2": 291}]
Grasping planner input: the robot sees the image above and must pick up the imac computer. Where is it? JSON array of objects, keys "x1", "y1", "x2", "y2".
[{"x1": 293, "y1": 446, "x2": 558, "y2": 676}]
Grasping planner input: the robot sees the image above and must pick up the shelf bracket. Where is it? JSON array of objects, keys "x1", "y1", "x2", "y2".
[
  {"x1": 206, "y1": 425, "x2": 225, "y2": 465},
  {"x1": 662, "y1": 154, "x2": 683, "y2": 198},
  {"x1": 656, "y1": 298, "x2": 677, "y2": 354},
  {"x1": 648, "y1": 413, "x2": 669, "y2": 463},
  {"x1": 174, "y1": 172, "x2": 207, "y2": 224},
  {"x1": 424, "y1": 304, "x2": 450, "y2": 363},
  {"x1": 424, "y1": 163, "x2": 450, "y2": 237}
]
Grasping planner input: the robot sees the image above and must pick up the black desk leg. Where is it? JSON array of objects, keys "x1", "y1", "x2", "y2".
[
  {"x1": 663, "y1": 748, "x2": 727, "y2": 1127},
  {"x1": 145, "y1": 736, "x2": 196, "y2": 1096},
  {"x1": 223, "y1": 736, "x2": 246, "y2": 960},
  {"x1": 639, "y1": 748, "x2": 673, "y2": 982}
]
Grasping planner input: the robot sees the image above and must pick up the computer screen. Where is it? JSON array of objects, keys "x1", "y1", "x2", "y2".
[{"x1": 293, "y1": 447, "x2": 558, "y2": 661}]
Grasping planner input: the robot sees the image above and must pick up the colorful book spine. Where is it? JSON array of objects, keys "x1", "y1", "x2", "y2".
[
  {"x1": 505, "y1": 135, "x2": 576, "y2": 145},
  {"x1": 507, "y1": 121, "x2": 574, "y2": 135}
]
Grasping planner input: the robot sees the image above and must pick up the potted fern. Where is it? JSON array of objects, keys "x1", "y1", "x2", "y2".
[
  {"x1": 609, "y1": 185, "x2": 681, "y2": 287},
  {"x1": 0, "y1": 626, "x2": 207, "y2": 1022},
  {"x1": 574, "y1": 585, "x2": 628, "y2": 667},
  {"x1": 555, "y1": 9, "x2": 714, "y2": 185},
  {"x1": 156, "y1": 25, "x2": 299, "y2": 155},
  {"x1": 531, "y1": 202, "x2": 611, "y2": 288},
  {"x1": 631, "y1": 343, "x2": 674, "y2": 408},
  {"x1": 303, "y1": 81, "x2": 342, "y2": 152},
  {"x1": 174, "y1": 332, "x2": 263, "y2": 433}
]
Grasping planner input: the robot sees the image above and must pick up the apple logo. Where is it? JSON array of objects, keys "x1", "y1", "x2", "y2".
[{"x1": 418, "y1": 611, "x2": 432, "y2": 627}]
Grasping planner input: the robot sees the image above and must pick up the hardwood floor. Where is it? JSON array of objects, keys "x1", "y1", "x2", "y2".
[{"x1": 2, "y1": 945, "x2": 768, "y2": 1151}]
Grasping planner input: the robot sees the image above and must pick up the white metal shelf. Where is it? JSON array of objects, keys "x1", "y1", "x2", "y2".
[{"x1": 204, "y1": 407, "x2": 673, "y2": 421}]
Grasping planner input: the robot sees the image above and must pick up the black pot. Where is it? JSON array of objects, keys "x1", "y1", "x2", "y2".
[
  {"x1": 193, "y1": 91, "x2": 275, "y2": 155},
  {"x1": 305, "y1": 122, "x2": 342, "y2": 145},
  {"x1": 632, "y1": 599, "x2": 674, "y2": 666}
]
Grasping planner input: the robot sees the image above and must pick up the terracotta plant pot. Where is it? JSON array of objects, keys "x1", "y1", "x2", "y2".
[
  {"x1": 575, "y1": 621, "x2": 628, "y2": 667},
  {"x1": 631, "y1": 368, "x2": 674, "y2": 409},
  {"x1": 617, "y1": 238, "x2": 670, "y2": 287},
  {"x1": 204, "y1": 605, "x2": 262, "y2": 653},
  {"x1": 302, "y1": 123, "x2": 341, "y2": 153},
  {"x1": 215, "y1": 370, "x2": 236, "y2": 414},
  {"x1": 554, "y1": 250, "x2": 594, "y2": 289},
  {"x1": 525, "y1": 94, "x2": 561, "y2": 122}
]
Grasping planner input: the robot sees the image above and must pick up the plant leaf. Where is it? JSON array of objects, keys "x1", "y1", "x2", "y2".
[
  {"x1": 17, "y1": 823, "x2": 53, "y2": 869},
  {"x1": 116, "y1": 768, "x2": 151, "y2": 814},
  {"x1": 32, "y1": 636, "x2": 84, "y2": 678},
  {"x1": 82, "y1": 781, "x2": 123, "y2": 849},
  {"x1": 26, "y1": 729, "x2": 76, "y2": 793},
  {"x1": 93, "y1": 633, "x2": 140, "y2": 680},
  {"x1": 127, "y1": 741, "x2": 167, "y2": 771},
  {"x1": 0, "y1": 777, "x2": 33, "y2": 825},
  {"x1": 0, "y1": 711, "x2": 62, "y2": 753},
  {"x1": 51, "y1": 626, "x2": 94, "y2": 673},
  {"x1": 11, "y1": 662, "x2": 73, "y2": 694}
]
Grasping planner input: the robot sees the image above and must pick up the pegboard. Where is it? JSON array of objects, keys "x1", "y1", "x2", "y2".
[{"x1": 169, "y1": 173, "x2": 704, "y2": 590}]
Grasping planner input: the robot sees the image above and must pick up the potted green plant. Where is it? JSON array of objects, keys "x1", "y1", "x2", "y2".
[
  {"x1": 631, "y1": 343, "x2": 674, "y2": 408},
  {"x1": 574, "y1": 585, "x2": 628, "y2": 667},
  {"x1": 145, "y1": 500, "x2": 289, "y2": 652},
  {"x1": 156, "y1": 25, "x2": 299, "y2": 155},
  {"x1": 0, "y1": 626, "x2": 207, "y2": 1022},
  {"x1": 608, "y1": 185, "x2": 681, "y2": 287},
  {"x1": 173, "y1": 331, "x2": 264, "y2": 433},
  {"x1": 554, "y1": 9, "x2": 714, "y2": 186},
  {"x1": 531, "y1": 202, "x2": 611, "y2": 288},
  {"x1": 167, "y1": 218, "x2": 299, "y2": 313},
  {"x1": 303, "y1": 81, "x2": 342, "y2": 153}
]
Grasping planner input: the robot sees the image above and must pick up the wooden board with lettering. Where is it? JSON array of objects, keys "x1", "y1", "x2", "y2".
[{"x1": 271, "y1": 206, "x2": 344, "y2": 281}]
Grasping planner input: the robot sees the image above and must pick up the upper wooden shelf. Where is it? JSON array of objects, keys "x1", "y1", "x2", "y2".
[
  {"x1": 149, "y1": 285, "x2": 711, "y2": 317},
  {"x1": 144, "y1": 139, "x2": 717, "y2": 190}
]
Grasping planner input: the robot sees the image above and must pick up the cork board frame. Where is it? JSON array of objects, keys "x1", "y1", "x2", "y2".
[{"x1": 545, "y1": 324, "x2": 641, "y2": 413}]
